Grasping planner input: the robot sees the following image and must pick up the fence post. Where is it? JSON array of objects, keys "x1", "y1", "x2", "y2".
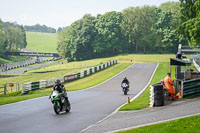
[
  {"x1": 17, "y1": 83, "x2": 19, "y2": 91},
  {"x1": 4, "y1": 84, "x2": 6, "y2": 95}
]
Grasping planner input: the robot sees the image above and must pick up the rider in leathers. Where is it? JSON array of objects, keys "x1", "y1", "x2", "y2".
[
  {"x1": 51, "y1": 79, "x2": 69, "y2": 105},
  {"x1": 121, "y1": 77, "x2": 130, "y2": 90}
]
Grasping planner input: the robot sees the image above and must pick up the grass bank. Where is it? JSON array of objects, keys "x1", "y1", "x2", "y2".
[
  {"x1": 0, "y1": 63, "x2": 131, "y2": 105},
  {"x1": 26, "y1": 32, "x2": 57, "y2": 53},
  {"x1": 0, "y1": 56, "x2": 28, "y2": 65},
  {"x1": 118, "y1": 114, "x2": 200, "y2": 133}
]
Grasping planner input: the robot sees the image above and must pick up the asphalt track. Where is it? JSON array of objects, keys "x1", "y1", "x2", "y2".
[{"x1": 0, "y1": 63, "x2": 158, "y2": 133}]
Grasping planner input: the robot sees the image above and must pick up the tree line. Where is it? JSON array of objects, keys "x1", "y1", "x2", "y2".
[
  {"x1": 57, "y1": 1, "x2": 190, "y2": 61},
  {"x1": 24, "y1": 24, "x2": 56, "y2": 33},
  {"x1": 178, "y1": 0, "x2": 200, "y2": 46},
  {"x1": 0, "y1": 20, "x2": 27, "y2": 58}
]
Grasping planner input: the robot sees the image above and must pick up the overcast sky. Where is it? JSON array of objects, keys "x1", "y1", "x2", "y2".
[{"x1": 0, "y1": 0, "x2": 179, "y2": 29}]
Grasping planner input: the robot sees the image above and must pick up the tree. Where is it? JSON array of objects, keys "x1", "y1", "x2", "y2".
[
  {"x1": 179, "y1": 0, "x2": 200, "y2": 46},
  {"x1": 24, "y1": 24, "x2": 56, "y2": 33},
  {"x1": 0, "y1": 19, "x2": 6, "y2": 57},
  {"x1": 92, "y1": 11, "x2": 124, "y2": 57},
  {"x1": 136, "y1": 6, "x2": 158, "y2": 53},
  {"x1": 121, "y1": 7, "x2": 141, "y2": 52},
  {"x1": 57, "y1": 14, "x2": 96, "y2": 61}
]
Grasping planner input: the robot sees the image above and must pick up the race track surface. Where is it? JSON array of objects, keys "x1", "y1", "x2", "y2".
[{"x1": 0, "y1": 63, "x2": 157, "y2": 133}]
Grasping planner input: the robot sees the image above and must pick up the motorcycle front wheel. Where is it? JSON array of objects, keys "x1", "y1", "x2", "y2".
[
  {"x1": 54, "y1": 103, "x2": 60, "y2": 114},
  {"x1": 124, "y1": 91, "x2": 127, "y2": 95}
]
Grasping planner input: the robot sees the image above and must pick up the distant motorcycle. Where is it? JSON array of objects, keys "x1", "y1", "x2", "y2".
[
  {"x1": 50, "y1": 91, "x2": 71, "y2": 114},
  {"x1": 121, "y1": 83, "x2": 129, "y2": 95}
]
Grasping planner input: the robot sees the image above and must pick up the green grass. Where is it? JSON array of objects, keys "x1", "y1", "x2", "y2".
[
  {"x1": 118, "y1": 115, "x2": 200, "y2": 133},
  {"x1": 26, "y1": 31, "x2": 58, "y2": 53},
  {"x1": 0, "y1": 56, "x2": 28, "y2": 64},
  {"x1": 0, "y1": 63, "x2": 131, "y2": 105},
  {"x1": 114, "y1": 54, "x2": 176, "y2": 63}
]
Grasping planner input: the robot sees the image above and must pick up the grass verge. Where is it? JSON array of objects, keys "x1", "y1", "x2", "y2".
[
  {"x1": 118, "y1": 115, "x2": 200, "y2": 133},
  {"x1": 0, "y1": 63, "x2": 131, "y2": 105}
]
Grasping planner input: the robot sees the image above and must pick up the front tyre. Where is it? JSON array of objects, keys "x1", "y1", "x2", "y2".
[
  {"x1": 54, "y1": 103, "x2": 60, "y2": 114},
  {"x1": 123, "y1": 88, "x2": 127, "y2": 95},
  {"x1": 124, "y1": 91, "x2": 127, "y2": 95}
]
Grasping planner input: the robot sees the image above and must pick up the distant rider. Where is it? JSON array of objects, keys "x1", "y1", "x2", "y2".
[{"x1": 121, "y1": 77, "x2": 130, "y2": 89}]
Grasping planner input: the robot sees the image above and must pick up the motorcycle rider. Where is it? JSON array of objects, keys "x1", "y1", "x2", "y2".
[
  {"x1": 121, "y1": 77, "x2": 130, "y2": 90},
  {"x1": 50, "y1": 79, "x2": 69, "y2": 105}
]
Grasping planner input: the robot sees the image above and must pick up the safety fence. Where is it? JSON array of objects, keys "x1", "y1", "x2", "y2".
[
  {"x1": 0, "y1": 83, "x2": 20, "y2": 95},
  {"x1": 22, "y1": 60, "x2": 117, "y2": 94},
  {"x1": 182, "y1": 78, "x2": 200, "y2": 98},
  {"x1": 0, "y1": 58, "x2": 37, "y2": 73}
]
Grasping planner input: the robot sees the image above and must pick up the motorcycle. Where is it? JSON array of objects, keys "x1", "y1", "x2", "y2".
[
  {"x1": 50, "y1": 90, "x2": 71, "y2": 114},
  {"x1": 121, "y1": 83, "x2": 129, "y2": 95}
]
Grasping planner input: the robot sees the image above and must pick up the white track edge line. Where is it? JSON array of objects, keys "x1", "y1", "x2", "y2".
[{"x1": 107, "y1": 112, "x2": 200, "y2": 133}]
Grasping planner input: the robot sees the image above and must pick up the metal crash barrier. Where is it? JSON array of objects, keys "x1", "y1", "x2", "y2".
[{"x1": 182, "y1": 78, "x2": 200, "y2": 98}]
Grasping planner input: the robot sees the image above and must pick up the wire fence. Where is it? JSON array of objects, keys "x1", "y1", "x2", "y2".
[{"x1": 0, "y1": 83, "x2": 20, "y2": 95}]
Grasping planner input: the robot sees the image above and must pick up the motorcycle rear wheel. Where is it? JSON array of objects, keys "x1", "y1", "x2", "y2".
[{"x1": 66, "y1": 101, "x2": 71, "y2": 112}]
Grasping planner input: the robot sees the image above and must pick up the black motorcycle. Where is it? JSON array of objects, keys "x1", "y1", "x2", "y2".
[{"x1": 121, "y1": 83, "x2": 129, "y2": 95}]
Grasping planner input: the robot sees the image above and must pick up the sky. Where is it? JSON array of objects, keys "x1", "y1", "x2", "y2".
[{"x1": 0, "y1": 0, "x2": 179, "y2": 29}]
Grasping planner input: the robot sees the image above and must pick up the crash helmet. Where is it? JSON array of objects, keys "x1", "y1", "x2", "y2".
[{"x1": 55, "y1": 79, "x2": 61, "y2": 84}]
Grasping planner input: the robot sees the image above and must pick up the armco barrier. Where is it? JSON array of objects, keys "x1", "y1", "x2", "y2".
[
  {"x1": 22, "y1": 82, "x2": 32, "y2": 94},
  {"x1": 83, "y1": 70, "x2": 87, "y2": 77},
  {"x1": 22, "y1": 60, "x2": 118, "y2": 94},
  {"x1": 31, "y1": 81, "x2": 40, "y2": 91},
  {"x1": 39, "y1": 80, "x2": 47, "y2": 88},
  {"x1": 77, "y1": 72, "x2": 81, "y2": 79},
  {"x1": 183, "y1": 78, "x2": 200, "y2": 98},
  {"x1": 64, "y1": 74, "x2": 77, "y2": 82},
  {"x1": 46, "y1": 77, "x2": 64, "y2": 87}
]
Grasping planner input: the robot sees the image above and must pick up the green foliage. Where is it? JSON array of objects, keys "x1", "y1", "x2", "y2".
[
  {"x1": 58, "y1": 2, "x2": 189, "y2": 60},
  {"x1": 57, "y1": 14, "x2": 97, "y2": 61},
  {"x1": 24, "y1": 24, "x2": 56, "y2": 33},
  {"x1": 0, "y1": 20, "x2": 27, "y2": 58},
  {"x1": 0, "y1": 19, "x2": 6, "y2": 57},
  {"x1": 179, "y1": 0, "x2": 200, "y2": 46},
  {"x1": 93, "y1": 11, "x2": 124, "y2": 56}
]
